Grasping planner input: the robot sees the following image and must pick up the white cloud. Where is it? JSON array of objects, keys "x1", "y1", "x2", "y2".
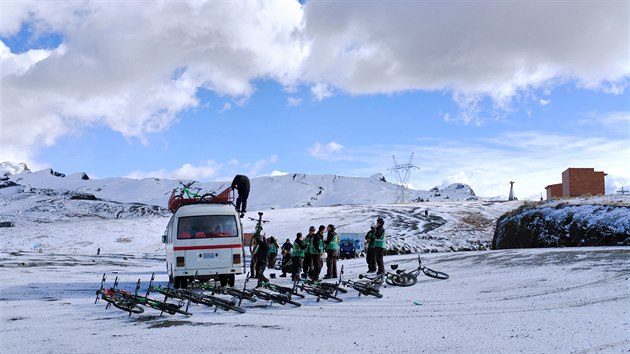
[
  {"x1": 287, "y1": 97, "x2": 303, "y2": 106},
  {"x1": 311, "y1": 83, "x2": 334, "y2": 101},
  {"x1": 126, "y1": 160, "x2": 222, "y2": 180},
  {"x1": 271, "y1": 170, "x2": 289, "y2": 177},
  {"x1": 242, "y1": 155, "x2": 279, "y2": 176},
  {"x1": 301, "y1": 1, "x2": 629, "y2": 118},
  {"x1": 219, "y1": 103, "x2": 232, "y2": 113},
  {"x1": 1, "y1": 1, "x2": 305, "y2": 162},
  {"x1": 308, "y1": 141, "x2": 345, "y2": 160}
]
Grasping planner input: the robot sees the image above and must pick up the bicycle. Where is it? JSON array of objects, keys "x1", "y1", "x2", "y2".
[
  {"x1": 250, "y1": 287, "x2": 302, "y2": 307},
  {"x1": 122, "y1": 275, "x2": 192, "y2": 316},
  {"x1": 150, "y1": 283, "x2": 246, "y2": 314},
  {"x1": 95, "y1": 274, "x2": 145, "y2": 314},
  {"x1": 259, "y1": 280, "x2": 305, "y2": 299},
  {"x1": 167, "y1": 181, "x2": 217, "y2": 212},
  {"x1": 341, "y1": 271, "x2": 384, "y2": 298},
  {"x1": 385, "y1": 255, "x2": 449, "y2": 287}
]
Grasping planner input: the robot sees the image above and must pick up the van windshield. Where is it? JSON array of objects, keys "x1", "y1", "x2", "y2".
[{"x1": 177, "y1": 215, "x2": 238, "y2": 239}]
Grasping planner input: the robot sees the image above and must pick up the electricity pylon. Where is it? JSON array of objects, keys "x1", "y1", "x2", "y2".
[{"x1": 388, "y1": 153, "x2": 420, "y2": 203}]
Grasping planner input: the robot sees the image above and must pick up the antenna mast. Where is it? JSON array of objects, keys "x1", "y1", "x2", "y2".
[{"x1": 388, "y1": 153, "x2": 420, "y2": 203}]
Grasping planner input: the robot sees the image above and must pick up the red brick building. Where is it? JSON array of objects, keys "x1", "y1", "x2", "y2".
[
  {"x1": 545, "y1": 168, "x2": 607, "y2": 200},
  {"x1": 545, "y1": 183, "x2": 563, "y2": 200}
]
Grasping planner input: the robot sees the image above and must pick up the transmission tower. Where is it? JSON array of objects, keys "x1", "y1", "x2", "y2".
[{"x1": 388, "y1": 153, "x2": 420, "y2": 203}]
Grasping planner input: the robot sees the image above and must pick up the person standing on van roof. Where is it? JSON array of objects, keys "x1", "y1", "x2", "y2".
[
  {"x1": 231, "y1": 175, "x2": 250, "y2": 216},
  {"x1": 323, "y1": 224, "x2": 339, "y2": 279}
]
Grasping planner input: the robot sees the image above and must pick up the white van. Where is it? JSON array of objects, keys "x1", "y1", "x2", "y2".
[{"x1": 163, "y1": 203, "x2": 245, "y2": 288}]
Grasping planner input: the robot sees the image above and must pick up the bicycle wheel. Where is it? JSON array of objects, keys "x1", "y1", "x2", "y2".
[
  {"x1": 387, "y1": 273, "x2": 417, "y2": 287},
  {"x1": 155, "y1": 302, "x2": 192, "y2": 316},
  {"x1": 354, "y1": 284, "x2": 383, "y2": 298},
  {"x1": 281, "y1": 297, "x2": 302, "y2": 307},
  {"x1": 422, "y1": 267, "x2": 449, "y2": 280},
  {"x1": 215, "y1": 300, "x2": 247, "y2": 314},
  {"x1": 113, "y1": 300, "x2": 144, "y2": 314}
]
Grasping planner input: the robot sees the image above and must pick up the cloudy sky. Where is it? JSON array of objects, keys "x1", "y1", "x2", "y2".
[{"x1": 1, "y1": 0, "x2": 628, "y2": 198}]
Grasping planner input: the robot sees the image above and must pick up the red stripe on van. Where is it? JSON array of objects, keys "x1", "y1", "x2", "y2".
[{"x1": 173, "y1": 244, "x2": 243, "y2": 251}]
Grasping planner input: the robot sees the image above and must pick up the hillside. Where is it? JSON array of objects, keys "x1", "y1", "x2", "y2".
[{"x1": 1, "y1": 164, "x2": 477, "y2": 210}]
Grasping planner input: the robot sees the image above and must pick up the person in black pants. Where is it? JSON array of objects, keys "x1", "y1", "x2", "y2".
[{"x1": 231, "y1": 175, "x2": 250, "y2": 215}]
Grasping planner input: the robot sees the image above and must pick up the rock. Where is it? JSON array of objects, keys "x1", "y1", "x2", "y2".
[{"x1": 492, "y1": 202, "x2": 630, "y2": 249}]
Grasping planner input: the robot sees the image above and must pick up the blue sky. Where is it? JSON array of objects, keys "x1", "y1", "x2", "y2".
[{"x1": 1, "y1": 1, "x2": 628, "y2": 198}]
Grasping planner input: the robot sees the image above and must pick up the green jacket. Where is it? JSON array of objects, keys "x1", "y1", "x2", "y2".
[
  {"x1": 291, "y1": 240, "x2": 305, "y2": 258},
  {"x1": 373, "y1": 227, "x2": 386, "y2": 249},
  {"x1": 365, "y1": 230, "x2": 375, "y2": 249},
  {"x1": 325, "y1": 232, "x2": 339, "y2": 251}
]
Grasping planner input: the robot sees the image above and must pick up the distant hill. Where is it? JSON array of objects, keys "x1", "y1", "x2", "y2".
[{"x1": 1, "y1": 162, "x2": 477, "y2": 210}]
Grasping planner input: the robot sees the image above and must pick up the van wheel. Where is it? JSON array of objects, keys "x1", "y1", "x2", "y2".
[
  {"x1": 219, "y1": 275, "x2": 228, "y2": 287},
  {"x1": 174, "y1": 276, "x2": 188, "y2": 289}
]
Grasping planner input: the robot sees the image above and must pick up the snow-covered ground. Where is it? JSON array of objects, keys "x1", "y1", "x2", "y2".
[{"x1": 1, "y1": 247, "x2": 628, "y2": 353}]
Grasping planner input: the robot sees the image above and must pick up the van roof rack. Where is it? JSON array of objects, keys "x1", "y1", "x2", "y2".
[{"x1": 168, "y1": 187, "x2": 234, "y2": 213}]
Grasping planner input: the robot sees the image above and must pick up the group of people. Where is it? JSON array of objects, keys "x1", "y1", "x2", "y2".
[{"x1": 251, "y1": 218, "x2": 387, "y2": 285}]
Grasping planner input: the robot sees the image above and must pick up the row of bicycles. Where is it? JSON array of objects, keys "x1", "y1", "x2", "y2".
[{"x1": 94, "y1": 256, "x2": 448, "y2": 316}]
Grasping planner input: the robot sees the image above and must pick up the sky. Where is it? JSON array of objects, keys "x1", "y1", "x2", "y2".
[{"x1": 1, "y1": 0, "x2": 629, "y2": 199}]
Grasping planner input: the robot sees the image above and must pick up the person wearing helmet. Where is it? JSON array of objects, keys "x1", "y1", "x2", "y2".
[{"x1": 373, "y1": 218, "x2": 387, "y2": 275}]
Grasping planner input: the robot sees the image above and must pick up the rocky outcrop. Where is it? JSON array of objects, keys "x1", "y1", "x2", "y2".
[{"x1": 492, "y1": 202, "x2": 630, "y2": 249}]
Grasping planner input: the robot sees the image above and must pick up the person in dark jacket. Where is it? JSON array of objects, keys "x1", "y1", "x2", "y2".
[
  {"x1": 291, "y1": 233, "x2": 307, "y2": 281},
  {"x1": 365, "y1": 224, "x2": 376, "y2": 273},
  {"x1": 254, "y1": 233, "x2": 269, "y2": 286},
  {"x1": 309, "y1": 225, "x2": 325, "y2": 281},
  {"x1": 323, "y1": 224, "x2": 339, "y2": 279},
  {"x1": 279, "y1": 239, "x2": 293, "y2": 277},
  {"x1": 231, "y1": 175, "x2": 250, "y2": 215},
  {"x1": 303, "y1": 226, "x2": 315, "y2": 275}
]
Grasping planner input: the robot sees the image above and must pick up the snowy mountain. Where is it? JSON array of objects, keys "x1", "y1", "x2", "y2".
[{"x1": 1, "y1": 162, "x2": 478, "y2": 210}]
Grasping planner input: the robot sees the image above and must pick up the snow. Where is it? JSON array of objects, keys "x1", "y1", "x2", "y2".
[
  {"x1": 1, "y1": 247, "x2": 628, "y2": 353},
  {"x1": 1, "y1": 165, "x2": 629, "y2": 353}
]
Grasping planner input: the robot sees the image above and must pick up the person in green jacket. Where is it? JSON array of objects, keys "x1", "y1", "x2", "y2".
[
  {"x1": 373, "y1": 218, "x2": 387, "y2": 275},
  {"x1": 324, "y1": 224, "x2": 339, "y2": 279},
  {"x1": 267, "y1": 236, "x2": 279, "y2": 269},
  {"x1": 302, "y1": 226, "x2": 315, "y2": 275},
  {"x1": 291, "y1": 232, "x2": 307, "y2": 281}
]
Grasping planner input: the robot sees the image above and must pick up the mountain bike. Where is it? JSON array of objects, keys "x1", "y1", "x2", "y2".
[
  {"x1": 150, "y1": 283, "x2": 246, "y2": 314},
  {"x1": 167, "y1": 181, "x2": 217, "y2": 212},
  {"x1": 122, "y1": 276, "x2": 192, "y2": 316},
  {"x1": 341, "y1": 270, "x2": 384, "y2": 298},
  {"x1": 385, "y1": 256, "x2": 449, "y2": 287},
  {"x1": 250, "y1": 287, "x2": 302, "y2": 307},
  {"x1": 196, "y1": 273, "x2": 258, "y2": 306},
  {"x1": 259, "y1": 280, "x2": 305, "y2": 299},
  {"x1": 297, "y1": 265, "x2": 347, "y2": 302},
  {"x1": 95, "y1": 274, "x2": 144, "y2": 314}
]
